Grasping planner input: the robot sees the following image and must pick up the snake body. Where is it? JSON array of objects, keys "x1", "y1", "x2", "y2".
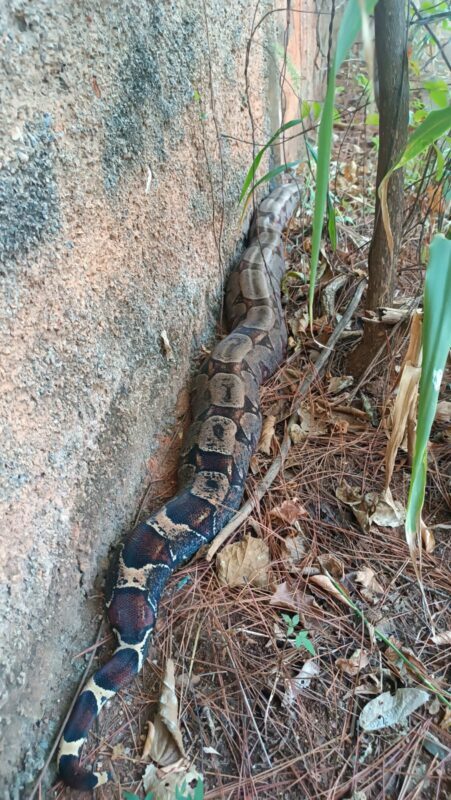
[{"x1": 57, "y1": 182, "x2": 299, "y2": 789}]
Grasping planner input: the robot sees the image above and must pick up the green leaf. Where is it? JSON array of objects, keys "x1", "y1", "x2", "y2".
[
  {"x1": 241, "y1": 161, "x2": 301, "y2": 215},
  {"x1": 301, "y1": 99, "x2": 311, "y2": 119},
  {"x1": 308, "y1": 0, "x2": 378, "y2": 320},
  {"x1": 123, "y1": 793, "x2": 141, "y2": 800},
  {"x1": 395, "y1": 107, "x2": 451, "y2": 170},
  {"x1": 366, "y1": 112, "x2": 379, "y2": 126},
  {"x1": 424, "y1": 78, "x2": 449, "y2": 109},
  {"x1": 433, "y1": 143, "x2": 445, "y2": 182},
  {"x1": 294, "y1": 630, "x2": 316, "y2": 655},
  {"x1": 292, "y1": 614, "x2": 300, "y2": 627},
  {"x1": 379, "y1": 107, "x2": 451, "y2": 253},
  {"x1": 239, "y1": 118, "x2": 305, "y2": 203},
  {"x1": 405, "y1": 236, "x2": 451, "y2": 544}
]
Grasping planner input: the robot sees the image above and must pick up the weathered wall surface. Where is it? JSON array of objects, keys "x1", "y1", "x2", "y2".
[
  {"x1": 0, "y1": 0, "x2": 278, "y2": 795},
  {"x1": 0, "y1": 0, "x2": 336, "y2": 795}
]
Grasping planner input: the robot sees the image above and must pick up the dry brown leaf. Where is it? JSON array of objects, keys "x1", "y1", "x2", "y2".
[
  {"x1": 336, "y1": 648, "x2": 370, "y2": 677},
  {"x1": 431, "y1": 631, "x2": 451, "y2": 646},
  {"x1": 385, "y1": 363, "x2": 421, "y2": 488},
  {"x1": 435, "y1": 400, "x2": 451, "y2": 423},
  {"x1": 270, "y1": 581, "x2": 300, "y2": 611},
  {"x1": 216, "y1": 534, "x2": 270, "y2": 588},
  {"x1": 384, "y1": 639, "x2": 430, "y2": 683},
  {"x1": 111, "y1": 742, "x2": 126, "y2": 759},
  {"x1": 356, "y1": 566, "x2": 384, "y2": 596},
  {"x1": 336, "y1": 481, "x2": 378, "y2": 533},
  {"x1": 327, "y1": 375, "x2": 354, "y2": 395},
  {"x1": 259, "y1": 414, "x2": 276, "y2": 455},
  {"x1": 175, "y1": 672, "x2": 202, "y2": 690},
  {"x1": 336, "y1": 482, "x2": 404, "y2": 532},
  {"x1": 297, "y1": 402, "x2": 328, "y2": 437},
  {"x1": 420, "y1": 518, "x2": 435, "y2": 554},
  {"x1": 289, "y1": 423, "x2": 304, "y2": 444},
  {"x1": 372, "y1": 487, "x2": 405, "y2": 528},
  {"x1": 309, "y1": 574, "x2": 349, "y2": 604},
  {"x1": 270, "y1": 498, "x2": 308, "y2": 526},
  {"x1": 142, "y1": 659, "x2": 185, "y2": 767},
  {"x1": 318, "y1": 552, "x2": 344, "y2": 578},
  {"x1": 282, "y1": 659, "x2": 320, "y2": 707},
  {"x1": 269, "y1": 582, "x2": 322, "y2": 628},
  {"x1": 440, "y1": 708, "x2": 451, "y2": 730},
  {"x1": 282, "y1": 534, "x2": 307, "y2": 570}
]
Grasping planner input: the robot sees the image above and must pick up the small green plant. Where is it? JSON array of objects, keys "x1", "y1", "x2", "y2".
[
  {"x1": 281, "y1": 614, "x2": 315, "y2": 654},
  {"x1": 123, "y1": 777, "x2": 204, "y2": 800}
]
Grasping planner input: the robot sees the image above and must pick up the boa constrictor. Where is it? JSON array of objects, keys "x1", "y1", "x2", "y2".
[{"x1": 58, "y1": 182, "x2": 300, "y2": 790}]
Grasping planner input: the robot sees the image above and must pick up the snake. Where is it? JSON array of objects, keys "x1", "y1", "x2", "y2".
[{"x1": 57, "y1": 181, "x2": 300, "y2": 790}]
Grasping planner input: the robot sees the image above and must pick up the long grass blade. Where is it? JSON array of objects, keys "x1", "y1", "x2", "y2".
[
  {"x1": 405, "y1": 235, "x2": 451, "y2": 549},
  {"x1": 241, "y1": 161, "x2": 301, "y2": 216},
  {"x1": 308, "y1": 0, "x2": 378, "y2": 321},
  {"x1": 239, "y1": 119, "x2": 305, "y2": 203}
]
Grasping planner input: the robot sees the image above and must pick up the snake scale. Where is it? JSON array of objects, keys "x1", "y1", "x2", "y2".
[{"x1": 57, "y1": 182, "x2": 300, "y2": 790}]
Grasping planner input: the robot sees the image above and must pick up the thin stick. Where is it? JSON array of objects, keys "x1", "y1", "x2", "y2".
[
  {"x1": 28, "y1": 620, "x2": 104, "y2": 800},
  {"x1": 206, "y1": 280, "x2": 366, "y2": 560}
]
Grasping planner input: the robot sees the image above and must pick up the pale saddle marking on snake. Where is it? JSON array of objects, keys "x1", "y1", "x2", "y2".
[{"x1": 57, "y1": 182, "x2": 300, "y2": 790}]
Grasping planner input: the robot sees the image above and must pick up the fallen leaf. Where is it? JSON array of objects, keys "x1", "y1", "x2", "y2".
[
  {"x1": 202, "y1": 746, "x2": 220, "y2": 755},
  {"x1": 296, "y1": 402, "x2": 328, "y2": 438},
  {"x1": 142, "y1": 659, "x2": 185, "y2": 767},
  {"x1": 384, "y1": 639, "x2": 430, "y2": 683},
  {"x1": 259, "y1": 415, "x2": 276, "y2": 455},
  {"x1": 216, "y1": 534, "x2": 270, "y2": 588},
  {"x1": 282, "y1": 659, "x2": 320, "y2": 707},
  {"x1": 372, "y1": 487, "x2": 405, "y2": 528},
  {"x1": 336, "y1": 482, "x2": 404, "y2": 533},
  {"x1": 336, "y1": 649, "x2": 370, "y2": 676},
  {"x1": 318, "y1": 552, "x2": 344, "y2": 578},
  {"x1": 175, "y1": 672, "x2": 202, "y2": 690},
  {"x1": 309, "y1": 574, "x2": 349, "y2": 604},
  {"x1": 111, "y1": 742, "x2": 126, "y2": 759},
  {"x1": 431, "y1": 631, "x2": 451, "y2": 646},
  {"x1": 327, "y1": 375, "x2": 354, "y2": 395},
  {"x1": 420, "y1": 518, "x2": 435, "y2": 553},
  {"x1": 384, "y1": 362, "x2": 421, "y2": 488},
  {"x1": 270, "y1": 498, "x2": 308, "y2": 526},
  {"x1": 269, "y1": 582, "x2": 323, "y2": 629},
  {"x1": 356, "y1": 566, "x2": 384, "y2": 596},
  {"x1": 270, "y1": 581, "x2": 302, "y2": 612},
  {"x1": 336, "y1": 482, "x2": 377, "y2": 533},
  {"x1": 359, "y1": 688, "x2": 430, "y2": 731},
  {"x1": 289, "y1": 423, "x2": 304, "y2": 444},
  {"x1": 435, "y1": 400, "x2": 451, "y2": 423},
  {"x1": 282, "y1": 534, "x2": 307, "y2": 569},
  {"x1": 143, "y1": 763, "x2": 202, "y2": 799}
]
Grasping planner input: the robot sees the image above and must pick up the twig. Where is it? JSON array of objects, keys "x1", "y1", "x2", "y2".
[
  {"x1": 28, "y1": 620, "x2": 105, "y2": 800},
  {"x1": 206, "y1": 279, "x2": 366, "y2": 560}
]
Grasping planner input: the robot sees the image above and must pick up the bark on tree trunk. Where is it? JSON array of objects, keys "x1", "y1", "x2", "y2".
[{"x1": 367, "y1": 0, "x2": 409, "y2": 309}]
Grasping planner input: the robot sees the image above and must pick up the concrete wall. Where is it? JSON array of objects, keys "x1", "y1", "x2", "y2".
[{"x1": 0, "y1": 1, "x2": 331, "y2": 795}]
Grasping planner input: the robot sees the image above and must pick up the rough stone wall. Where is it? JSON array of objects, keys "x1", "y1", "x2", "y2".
[
  {"x1": 0, "y1": 1, "x2": 278, "y2": 795},
  {"x1": 0, "y1": 0, "x2": 338, "y2": 794}
]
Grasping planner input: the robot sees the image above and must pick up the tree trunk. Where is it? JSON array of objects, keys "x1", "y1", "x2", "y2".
[
  {"x1": 367, "y1": 0, "x2": 410, "y2": 309},
  {"x1": 346, "y1": 0, "x2": 409, "y2": 377}
]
